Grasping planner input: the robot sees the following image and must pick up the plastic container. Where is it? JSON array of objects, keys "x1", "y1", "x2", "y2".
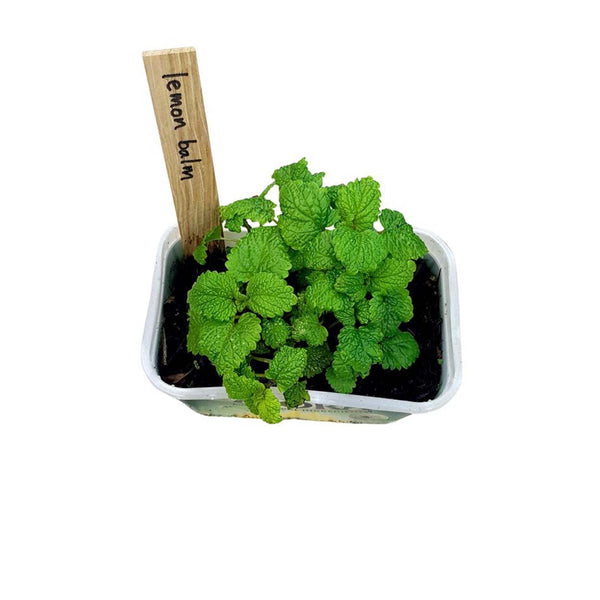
[{"x1": 142, "y1": 227, "x2": 462, "y2": 424}]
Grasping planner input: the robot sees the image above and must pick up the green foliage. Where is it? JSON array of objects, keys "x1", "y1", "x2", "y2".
[
  {"x1": 246, "y1": 273, "x2": 297, "y2": 318},
  {"x1": 192, "y1": 225, "x2": 222, "y2": 265},
  {"x1": 278, "y1": 181, "x2": 332, "y2": 250},
  {"x1": 332, "y1": 226, "x2": 387, "y2": 274},
  {"x1": 261, "y1": 317, "x2": 290, "y2": 349},
  {"x1": 291, "y1": 311, "x2": 328, "y2": 347},
  {"x1": 284, "y1": 381, "x2": 310, "y2": 409},
  {"x1": 265, "y1": 346, "x2": 307, "y2": 393},
  {"x1": 186, "y1": 158, "x2": 428, "y2": 422},
  {"x1": 226, "y1": 227, "x2": 291, "y2": 282},
  {"x1": 188, "y1": 271, "x2": 244, "y2": 321},
  {"x1": 336, "y1": 177, "x2": 381, "y2": 231},
  {"x1": 380, "y1": 331, "x2": 420, "y2": 370},
  {"x1": 220, "y1": 196, "x2": 276, "y2": 232}
]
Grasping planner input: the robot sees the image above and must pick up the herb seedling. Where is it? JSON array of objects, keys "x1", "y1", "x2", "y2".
[{"x1": 187, "y1": 159, "x2": 428, "y2": 423}]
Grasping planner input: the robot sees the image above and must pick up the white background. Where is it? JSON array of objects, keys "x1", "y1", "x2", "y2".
[{"x1": 1, "y1": 1, "x2": 599, "y2": 598}]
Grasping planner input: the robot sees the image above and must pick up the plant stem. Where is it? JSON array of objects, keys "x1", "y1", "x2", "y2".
[
  {"x1": 251, "y1": 355, "x2": 272, "y2": 364},
  {"x1": 260, "y1": 182, "x2": 275, "y2": 197},
  {"x1": 243, "y1": 219, "x2": 253, "y2": 230}
]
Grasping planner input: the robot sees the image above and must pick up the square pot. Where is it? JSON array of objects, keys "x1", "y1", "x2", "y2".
[{"x1": 142, "y1": 227, "x2": 462, "y2": 424}]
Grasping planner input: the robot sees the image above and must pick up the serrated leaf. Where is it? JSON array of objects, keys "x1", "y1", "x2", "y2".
[
  {"x1": 236, "y1": 362, "x2": 255, "y2": 378},
  {"x1": 325, "y1": 208, "x2": 341, "y2": 227},
  {"x1": 305, "y1": 271, "x2": 351, "y2": 314},
  {"x1": 261, "y1": 317, "x2": 290, "y2": 349},
  {"x1": 221, "y1": 196, "x2": 276, "y2": 232},
  {"x1": 284, "y1": 381, "x2": 310, "y2": 409},
  {"x1": 336, "y1": 177, "x2": 381, "y2": 230},
  {"x1": 246, "y1": 272, "x2": 297, "y2": 318},
  {"x1": 272, "y1": 158, "x2": 325, "y2": 187},
  {"x1": 304, "y1": 345, "x2": 333, "y2": 378},
  {"x1": 369, "y1": 258, "x2": 416, "y2": 295},
  {"x1": 278, "y1": 181, "x2": 332, "y2": 250},
  {"x1": 336, "y1": 324, "x2": 383, "y2": 376},
  {"x1": 291, "y1": 312, "x2": 328, "y2": 346},
  {"x1": 265, "y1": 346, "x2": 307, "y2": 392},
  {"x1": 187, "y1": 312, "x2": 261, "y2": 375},
  {"x1": 300, "y1": 230, "x2": 338, "y2": 270},
  {"x1": 187, "y1": 271, "x2": 241, "y2": 321},
  {"x1": 332, "y1": 226, "x2": 387, "y2": 274},
  {"x1": 288, "y1": 249, "x2": 306, "y2": 271},
  {"x1": 383, "y1": 223, "x2": 428, "y2": 261},
  {"x1": 192, "y1": 225, "x2": 222, "y2": 265},
  {"x1": 323, "y1": 185, "x2": 343, "y2": 207},
  {"x1": 226, "y1": 227, "x2": 292, "y2": 282},
  {"x1": 335, "y1": 272, "x2": 366, "y2": 301},
  {"x1": 187, "y1": 312, "x2": 230, "y2": 358},
  {"x1": 369, "y1": 290, "x2": 414, "y2": 334},
  {"x1": 379, "y1": 209, "x2": 406, "y2": 230},
  {"x1": 223, "y1": 371, "x2": 265, "y2": 402},
  {"x1": 257, "y1": 388, "x2": 283, "y2": 424},
  {"x1": 381, "y1": 331, "x2": 420, "y2": 370},
  {"x1": 326, "y1": 360, "x2": 357, "y2": 393},
  {"x1": 192, "y1": 244, "x2": 207, "y2": 265},
  {"x1": 355, "y1": 298, "x2": 371, "y2": 324}
]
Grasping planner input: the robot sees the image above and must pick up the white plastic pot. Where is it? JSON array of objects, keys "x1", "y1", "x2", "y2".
[{"x1": 142, "y1": 226, "x2": 462, "y2": 424}]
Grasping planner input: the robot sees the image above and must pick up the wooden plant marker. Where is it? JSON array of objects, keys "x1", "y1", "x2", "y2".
[{"x1": 143, "y1": 47, "x2": 221, "y2": 255}]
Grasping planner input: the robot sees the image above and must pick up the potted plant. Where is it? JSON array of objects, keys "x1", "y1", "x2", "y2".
[
  {"x1": 143, "y1": 157, "x2": 461, "y2": 424},
  {"x1": 141, "y1": 48, "x2": 461, "y2": 424}
]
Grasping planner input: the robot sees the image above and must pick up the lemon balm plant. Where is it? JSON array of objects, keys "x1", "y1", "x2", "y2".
[{"x1": 186, "y1": 159, "x2": 428, "y2": 424}]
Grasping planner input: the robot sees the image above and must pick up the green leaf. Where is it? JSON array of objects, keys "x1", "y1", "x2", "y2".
[
  {"x1": 223, "y1": 371, "x2": 265, "y2": 403},
  {"x1": 369, "y1": 289, "x2": 413, "y2": 334},
  {"x1": 379, "y1": 208, "x2": 406, "y2": 230},
  {"x1": 192, "y1": 244, "x2": 208, "y2": 266},
  {"x1": 236, "y1": 362, "x2": 255, "y2": 379},
  {"x1": 300, "y1": 230, "x2": 338, "y2": 270},
  {"x1": 380, "y1": 331, "x2": 420, "y2": 370},
  {"x1": 332, "y1": 225, "x2": 387, "y2": 274},
  {"x1": 246, "y1": 272, "x2": 297, "y2": 318},
  {"x1": 335, "y1": 272, "x2": 366, "y2": 302},
  {"x1": 221, "y1": 196, "x2": 276, "y2": 232},
  {"x1": 336, "y1": 324, "x2": 383, "y2": 376},
  {"x1": 192, "y1": 225, "x2": 222, "y2": 265},
  {"x1": 226, "y1": 227, "x2": 292, "y2": 282},
  {"x1": 265, "y1": 346, "x2": 307, "y2": 392},
  {"x1": 325, "y1": 208, "x2": 341, "y2": 227},
  {"x1": 304, "y1": 345, "x2": 333, "y2": 378},
  {"x1": 187, "y1": 271, "x2": 241, "y2": 321},
  {"x1": 187, "y1": 312, "x2": 262, "y2": 375},
  {"x1": 288, "y1": 249, "x2": 306, "y2": 271},
  {"x1": 355, "y1": 298, "x2": 371, "y2": 324},
  {"x1": 336, "y1": 177, "x2": 381, "y2": 230},
  {"x1": 272, "y1": 158, "x2": 325, "y2": 187},
  {"x1": 261, "y1": 317, "x2": 290, "y2": 349},
  {"x1": 278, "y1": 181, "x2": 332, "y2": 250},
  {"x1": 291, "y1": 312, "x2": 328, "y2": 346},
  {"x1": 383, "y1": 223, "x2": 428, "y2": 261},
  {"x1": 284, "y1": 381, "x2": 310, "y2": 409},
  {"x1": 334, "y1": 302, "x2": 356, "y2": 326},
  {"x1": 187, "y1": 312, "x2": 229, "y2": 358},
  {"x1": 305, "y1": 271, "x2": 351, "y2": 314},
  {"x1": 323, "y1": 185, "x2": 343, "y2": 207},
  {"x1": 257, "y1": 388, "x2": 283, "y2": 424},
  {"x1": 368, "y1": 258, "x2": 416, "y2": 295},
  {"x1": 326, "y1": 360, "x2": 357, "y2": 393}
]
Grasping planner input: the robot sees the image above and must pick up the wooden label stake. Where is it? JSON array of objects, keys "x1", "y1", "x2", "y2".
[{"x1": 143, "y1": 47, "x2": 220, "y2": 255}]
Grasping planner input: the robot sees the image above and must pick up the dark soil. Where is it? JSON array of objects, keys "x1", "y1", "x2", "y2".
[{"x1": 158, "y1": 252, "x2": 442, "y2": 401}]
